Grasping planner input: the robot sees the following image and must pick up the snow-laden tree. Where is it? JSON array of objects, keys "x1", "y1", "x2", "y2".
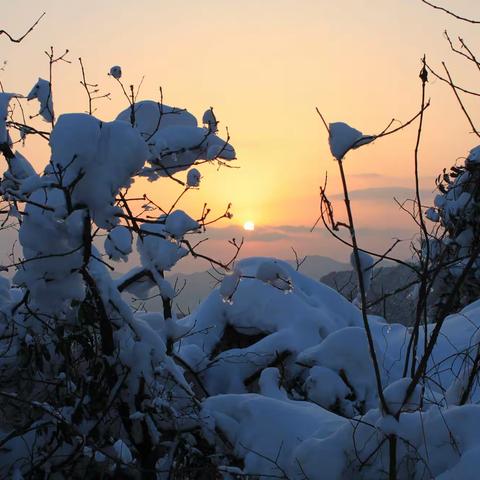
[
  {"x1": 0, "y1": 44, "x2": 243, "y2": 476},
  {"x1": 424, "y1": 147, "x2": 480, "y2": 313}
]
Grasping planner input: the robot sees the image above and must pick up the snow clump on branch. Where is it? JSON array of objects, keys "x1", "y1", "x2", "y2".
[
  {"x1": 116, "y1": 100, "x2": 235, "y2": 179},
  {"x1": 109, "y1": 65, "x2": 122, "y2": 79},
  {"x1": 0, "y1": 92, "x2": 21, "y2": 144},
  {"x1": 328, "y1": 121, "x2": 374, "y2": 160},
  {"x1": 27, "y1": 77, "x2": 54, "y2": 122},
  {"x1": 187, "y1": 167, "x2": 201, "y2": 187},
  {"x1": 49, "y1": 113, "x2": 149, "y2": 228},
  {"x1": 255, "y1": 259, "x2": 293, "y2": 291},
  {"x1": 104, "y1": 225, "x2": 133, "y2": 262}
]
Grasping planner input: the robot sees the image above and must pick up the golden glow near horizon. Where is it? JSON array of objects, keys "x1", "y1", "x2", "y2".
[
  {"x1": 243, "y1": 221, "x2": 255, "y2": 231},
  {"x1": 2, "y1": 0, "x2": 480, "y2": 265}
]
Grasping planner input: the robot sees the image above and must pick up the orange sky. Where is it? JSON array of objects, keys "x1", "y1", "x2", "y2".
[{"x1": 2, "y1": 1, "x2": 480, "y2": 271}]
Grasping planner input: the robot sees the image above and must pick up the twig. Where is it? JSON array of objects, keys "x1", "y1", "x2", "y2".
[
  {"x1": 420, "y1": 0, "x2": 480, "y2": 24},
  {"x1": 0, "y1": 12, "x2": 46, "y2": 43}
]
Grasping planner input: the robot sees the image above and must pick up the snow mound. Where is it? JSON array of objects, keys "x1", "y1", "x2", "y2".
[
  {"x1": 178, "y1": 257, "x2": 362, "y2": 395},
  {"x1": 202, "y1": 393, "x2": 345, "y2": 478}
]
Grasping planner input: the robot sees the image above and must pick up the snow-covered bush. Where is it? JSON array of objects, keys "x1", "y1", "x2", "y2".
[
  {"x1": 0, "y1": 41, "x2": 241, "y2": 476},
  {"x1": 425, "y1": 148, "x2": 480, "y2": 312}
]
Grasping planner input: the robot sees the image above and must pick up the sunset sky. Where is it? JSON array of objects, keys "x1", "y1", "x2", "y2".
[{"x1": 2, "y1": 1, "x2": 480, "y2": 272}]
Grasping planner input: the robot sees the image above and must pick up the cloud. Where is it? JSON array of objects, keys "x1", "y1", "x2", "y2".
[
  {"x1": 330, "y1": 186, "x2": 432, "y2": 201},
  {"x1": 206, "y1": 223, "x2": 418, "y2": 244},
  {"x1": 204, "y1": 224, "x2": 313, "y2": 242},
  {"x1": 348, "y1": 172, "x2": 384, "y2": 179}
]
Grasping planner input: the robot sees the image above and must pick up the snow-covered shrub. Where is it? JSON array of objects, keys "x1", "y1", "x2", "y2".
[
  {"x1": 178, "y1": 258, "x2": 362, "y2": 396},
  {"x1": 194, "y1": 288, "x2": 480, "y2": 479},
  {"x1": 0, "y1": 48, "x2": 239, "y2": 477},
  {"x1": 425, "y1": 147, "x2": 480, "y2": 313}
]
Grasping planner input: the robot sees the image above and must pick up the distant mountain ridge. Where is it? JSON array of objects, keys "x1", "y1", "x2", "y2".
[{"x1": 165, "y1": 255, "x2": 350, "y2": 314}]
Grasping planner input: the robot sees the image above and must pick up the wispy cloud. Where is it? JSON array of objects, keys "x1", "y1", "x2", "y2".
[
  {"x1": 206, "y1": 223, "x2": 418, "y2": 243},
  {"x1": 330, "y1": 186, "x2": 432, "y2": 201}
]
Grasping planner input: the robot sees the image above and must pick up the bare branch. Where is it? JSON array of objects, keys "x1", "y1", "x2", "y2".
[
  {"x1": 0, "y1": 12, "x2": 46, "y2": 43},
  {"x1": 420, "y1": 0, "x2": 480, "y2": 24}
]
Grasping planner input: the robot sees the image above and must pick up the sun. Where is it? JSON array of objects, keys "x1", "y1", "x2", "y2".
[{"x1": 243, "y1": 220, "x2": 255, "y2": 231}]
